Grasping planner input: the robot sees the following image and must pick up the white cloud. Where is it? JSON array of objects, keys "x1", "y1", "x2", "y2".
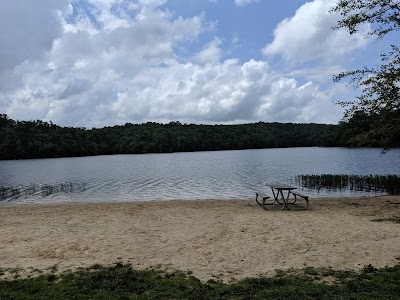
[
  {"x1": 0, "y1": 0, "x2": 344, "y2": 128},
  {"x1": 234, "y1": 0, "x2": 261, "y2": 6},
  {"x1": 0, "y1": 0, "x2": 70, "y2": 71},
  {"x1": 258, "y1": 78, "x2": 341, "y2": 124},
  {"x1": 4, "y1": 51, "x2": 342, "y2": 127},
  {"x1": 192, "y1": 38, "x2": 222, "y2": 65},
  {"x1": 263, "y1": 0, "x2": 370, "y2": 64}
]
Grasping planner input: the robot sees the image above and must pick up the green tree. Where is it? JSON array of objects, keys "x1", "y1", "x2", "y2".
[
  {"x1": 0, "y1": 114, "x2": 343, "y2": 160},
  {"x1": 331, "y1": 0, "x2": 400, "y2": 148}
]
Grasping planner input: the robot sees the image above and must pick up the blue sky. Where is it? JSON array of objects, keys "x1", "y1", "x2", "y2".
[
  {"x1": 0, "y1": 0, "x2": 397, "y2": 128},
  {"x1": 162, "y1": 0, "x2": 307, "y2": 61}
]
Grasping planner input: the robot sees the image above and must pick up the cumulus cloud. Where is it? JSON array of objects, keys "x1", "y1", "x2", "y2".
[
  {"x1": 257, "y1": 78, "x2": 342, "y2": 123},
  {"x1": 0, "y1": 0, "x2": 344, "y2": 127},
  {"x1": 0, "y1": 0, "x2": 70, "y2": 71},
  {"x1": 263, "y1": 0, "x2": 370, "y2": 64},
  {"x1": 192, "y1": 38, "x2": 222, "y2": 65}
]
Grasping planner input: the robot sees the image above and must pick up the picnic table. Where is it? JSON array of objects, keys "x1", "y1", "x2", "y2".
[
  {"x1": 265, "y1": 182, "x2": 297, "y2": 210},
  {"x1": 256, "y1": 183, "x2": 310, "y2": 210}
]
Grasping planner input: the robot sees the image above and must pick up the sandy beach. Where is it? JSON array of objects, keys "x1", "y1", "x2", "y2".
[{"x1": 0, "y1": 196, "x2": 399, "y2": 281}]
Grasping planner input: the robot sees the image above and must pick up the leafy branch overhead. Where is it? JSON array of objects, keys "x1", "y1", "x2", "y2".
[
  {"x1": 333, "y1": 45, "x2": 400, "y2": 116},
  {"x1": 331, "y1": 0, "x2": 400, "y2": 148},
  {"x1": 331, "y1": 0, "x2": 400, "y2": 37}
]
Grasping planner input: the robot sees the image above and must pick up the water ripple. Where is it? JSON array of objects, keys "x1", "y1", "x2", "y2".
[{"x1": 1, "y1": 148, "x2": 400, "y2": 204}]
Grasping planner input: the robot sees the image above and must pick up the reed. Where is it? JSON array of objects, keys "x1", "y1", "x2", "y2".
[
  {"x1": 0, "y1": 182, "x2": 87, "y2": 201},
  {"x1": 296, "y1": 174, "x2": 400, "y2": 195}
]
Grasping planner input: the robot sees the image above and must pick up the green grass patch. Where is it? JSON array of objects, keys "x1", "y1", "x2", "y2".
[
  {"x1": 0, "y1": 263, "x2": 400, "y2": 299},
  {"x1": 371, "y1": 216, "x2": 400, "y2": 224}
]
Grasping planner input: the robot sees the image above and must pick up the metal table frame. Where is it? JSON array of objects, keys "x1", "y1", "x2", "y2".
[{"x1": 265, "y1": 182, "x2": 297, "y2": 210}]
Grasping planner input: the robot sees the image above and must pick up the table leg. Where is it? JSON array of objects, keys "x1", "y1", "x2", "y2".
[
  {"x1": 276, "y1": 189, "x2": 284, "y2": 204},
  {"x1": 280, "y1": 190, "x2": 292, "y2": 210},
  {"x1": 280, "y1": 191, "x2": 287, "y2": 210},
  {"x1": 270, "y1": 187, "x2": 278, "y2": 202}
]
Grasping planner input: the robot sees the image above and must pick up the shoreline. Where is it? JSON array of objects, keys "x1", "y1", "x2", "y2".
[
  {"x1": 1, "y1": 196, "x2": 399, "y2": 281},
  {"x1": 0, "y1": 191, "x2": 391, "y2": 206}
]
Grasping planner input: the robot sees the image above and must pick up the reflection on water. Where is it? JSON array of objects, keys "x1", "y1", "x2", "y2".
[{"x1": 0, "y1": 147, "x2": 399, "y2": 204}]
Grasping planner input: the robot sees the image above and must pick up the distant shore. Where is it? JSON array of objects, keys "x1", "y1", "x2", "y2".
[{"x1": 0, "y1": 196, "x2": 399, "y2": 281}]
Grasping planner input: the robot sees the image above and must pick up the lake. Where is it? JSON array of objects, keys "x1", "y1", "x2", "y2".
[{"x1": 0, "y1": 147, "x2": 399, "y2": 204}]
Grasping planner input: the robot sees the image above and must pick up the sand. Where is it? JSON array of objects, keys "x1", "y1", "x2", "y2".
[{"x1": 0, "y1": 196, "x2": 399, "y2": 281}]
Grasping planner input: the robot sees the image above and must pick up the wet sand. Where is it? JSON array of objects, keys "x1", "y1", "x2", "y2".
[{"x1": 0, "y1": 196, "x2": 399, "y2": 281}]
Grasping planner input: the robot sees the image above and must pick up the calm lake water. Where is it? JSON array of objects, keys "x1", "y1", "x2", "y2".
[{"x1": 0, "y1": 147, "x2": 400, "y2": 204}]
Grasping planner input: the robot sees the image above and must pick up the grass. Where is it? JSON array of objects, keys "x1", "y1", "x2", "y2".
[
  {"x1": 371, "y1": 216, "x2": 400, "y2": 224},
  {"x1": 0, "y1": 263, "x2": 400, "y2": 299}
]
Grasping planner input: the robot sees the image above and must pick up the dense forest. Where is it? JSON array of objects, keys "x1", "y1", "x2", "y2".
[{"x1": 0, "y1": 113, "x2": 394, "y2": 160}]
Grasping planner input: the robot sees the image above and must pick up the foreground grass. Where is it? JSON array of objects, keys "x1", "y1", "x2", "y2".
[
  {"x1": 371, "y1": 216, "x2": 400, "y2": 224},
  {"x1": 1, "y1": 263, "x2": 400, "y2": 299}
]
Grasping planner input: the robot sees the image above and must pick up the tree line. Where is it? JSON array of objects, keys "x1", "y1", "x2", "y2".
[{"x1": 0, "y1": 114, "x2": 360, "y2": 160}]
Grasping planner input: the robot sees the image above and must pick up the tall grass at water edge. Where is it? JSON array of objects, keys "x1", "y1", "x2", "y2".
[
  {"x1": 0, "y1": 182, "x2": 86, "y2": 201},
  {"x1": 295, "y1": 174, "x2": 400, "y2": 195}
]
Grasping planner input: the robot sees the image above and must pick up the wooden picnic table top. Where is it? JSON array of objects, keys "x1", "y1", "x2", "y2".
[{"x1": 265, "y1": 182, "x2": 297, "y2": 190}]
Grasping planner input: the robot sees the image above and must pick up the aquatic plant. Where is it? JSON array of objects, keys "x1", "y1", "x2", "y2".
[
  {"x1": 0, "y1": 182, "x2": 87, "y2": 201},
  {"x1": 296, "y1": 174, "x2": 400, "y2": 195}
]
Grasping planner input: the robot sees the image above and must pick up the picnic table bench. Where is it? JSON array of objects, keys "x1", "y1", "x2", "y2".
[
  {"x1": 255, "y1": 191, "x2": 273, "y2": 210},
  {"x1": 289, "y1": 190, "x2": 309, "y2": 210}
]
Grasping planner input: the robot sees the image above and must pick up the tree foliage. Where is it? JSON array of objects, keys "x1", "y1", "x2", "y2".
[
  {"x1": 2, "y1": 113, "x2": 398, "y2": 160},
  {"x1": 330, "y1": 0, "x2": 400, "y2": 148},
  {"x1": 331, "y1": 0, "x2": 400, "y2": 37},
  {"x1": 0, "y1": 114, "x2": 344, "y2": 160}
]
